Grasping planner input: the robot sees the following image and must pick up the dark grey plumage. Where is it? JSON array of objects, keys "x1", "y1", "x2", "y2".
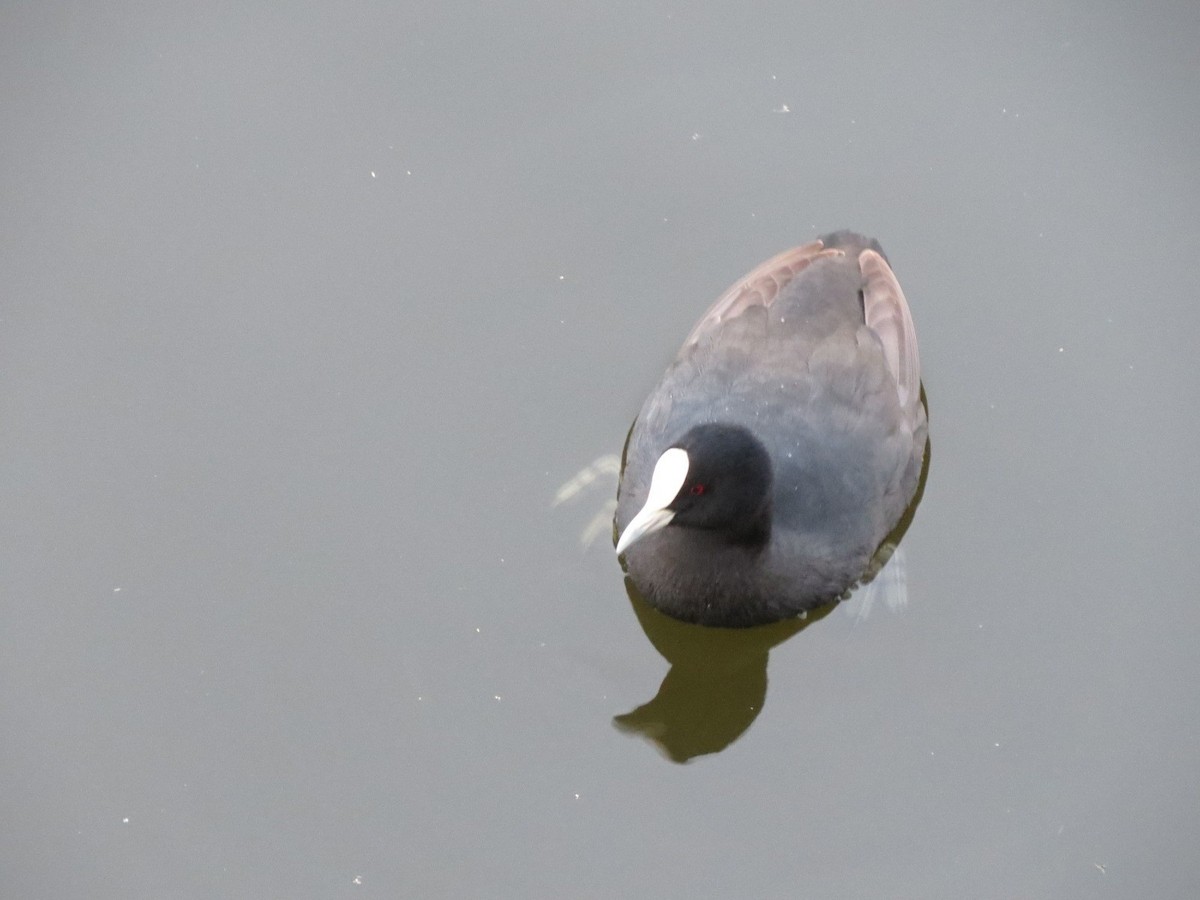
[{"x1": 614, "y1": 231, "x2": 927, "y2": 627}]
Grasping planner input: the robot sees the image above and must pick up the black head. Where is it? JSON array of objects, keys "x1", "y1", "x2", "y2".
[
  {"x1": 667, "y1": 423, "x2": 773, "y2": 543},
  {"x1": 616, "y1": 422, "x2": 773, "y2": 555}
]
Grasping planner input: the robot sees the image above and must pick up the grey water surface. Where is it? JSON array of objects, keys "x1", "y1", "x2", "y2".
[{"x1": 3, "y1": 2, "x2": 1198, "y2": 897}]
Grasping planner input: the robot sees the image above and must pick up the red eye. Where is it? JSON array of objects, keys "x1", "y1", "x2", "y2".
[{"x1": 690, "y1": 483, "x2": 706, "y2": 496}]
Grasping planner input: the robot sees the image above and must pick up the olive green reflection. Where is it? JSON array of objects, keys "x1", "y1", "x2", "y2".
[{"x1": 614, "y1": 584, "x2": 834, "y2": 762}]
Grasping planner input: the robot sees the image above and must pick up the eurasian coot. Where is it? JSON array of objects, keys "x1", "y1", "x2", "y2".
[{"x1": 614, "y1": 231, "x2": 927, "y2": 627}]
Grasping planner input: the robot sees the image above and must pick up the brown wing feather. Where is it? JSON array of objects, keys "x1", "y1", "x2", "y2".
[
  {"x1": 859, "y1": 249, "x2": 920, "y2": 416},
  {"x1": 681, "y1": 240, "x2": 843, "y2": 348}
]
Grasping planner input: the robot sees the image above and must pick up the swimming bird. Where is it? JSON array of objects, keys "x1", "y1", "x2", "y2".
[{"x1": 614, "y1": 231, "x2": 927, "y2": 627}]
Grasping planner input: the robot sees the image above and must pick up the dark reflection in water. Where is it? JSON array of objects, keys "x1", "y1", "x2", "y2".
[
  {"x1": 614, "y1": 393, "x2": 931, "y2": 763},
  {"x1": 615, "y1": 586, "x2": 834, "y2": 762}
]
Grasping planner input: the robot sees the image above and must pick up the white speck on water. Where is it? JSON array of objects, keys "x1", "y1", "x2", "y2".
[
  {"x1": 558, "y1": 275, "x2": 565, "y2": 281},
  {"x1": 493, "y1": 695, "x2": 502, "y2": 702},
  {"x1": 122, "y1": 817, "x2": 129, "y2": 824},
  {"x1": 574, "y1": 793, "x2": 581, "y2": 800},
  {"x1": 691, "y1": 133, "x2": 701, "y2": 141},
  {"x1": 370, "y1": 171, "x2": 376, "y2": 178},
  {"x1": 994, "y1": 742, "x2": 1001, "y2": 748},
  {"x1": 1058, "y1": 347, "x2": 1064, "y2": 353},
  {"x1": 1095, "y1": 863, "x2": 1106, "y2": 875},
  {"x1": 475, "y1": 628, "x2": 481, "y2": 633},
  {"x1": 406, "y1": 170, "x2": 412, "y2": 175},
  {"x1": 773, "y1": 104, "x2": 790, "y2": 113},
  {"x1": 113, "y1": 587, "x2": 122, "y2": 593},
  {"x1": 353, "y1": 875, "x2": 362, "y2": 885}
]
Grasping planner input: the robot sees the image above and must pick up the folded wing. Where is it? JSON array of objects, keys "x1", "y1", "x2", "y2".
[{"x1": 859, "y1": 249, "x2": 921, "y2": 420}]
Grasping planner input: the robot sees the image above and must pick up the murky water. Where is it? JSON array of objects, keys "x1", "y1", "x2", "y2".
[{"x1": 3, "y1": 3, "x2": 1198, "y2": 897}]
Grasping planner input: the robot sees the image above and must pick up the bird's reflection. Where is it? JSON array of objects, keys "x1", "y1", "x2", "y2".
[{"x1": 614, "y1": 583, "x2": 834, "y2": 762}]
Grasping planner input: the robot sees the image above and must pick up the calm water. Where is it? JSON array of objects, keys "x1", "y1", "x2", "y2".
[{"x1": 3, "y1": 2, "x2": 1198, "y2": 897}]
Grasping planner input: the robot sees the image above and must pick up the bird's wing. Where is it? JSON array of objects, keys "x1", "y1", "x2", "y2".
[
  {"x1": 681, "y1": 240, "x2": 843, "y2": 348},
  {"x1": 859, "y1": 249, "x2": 921, "y2": 417}
]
